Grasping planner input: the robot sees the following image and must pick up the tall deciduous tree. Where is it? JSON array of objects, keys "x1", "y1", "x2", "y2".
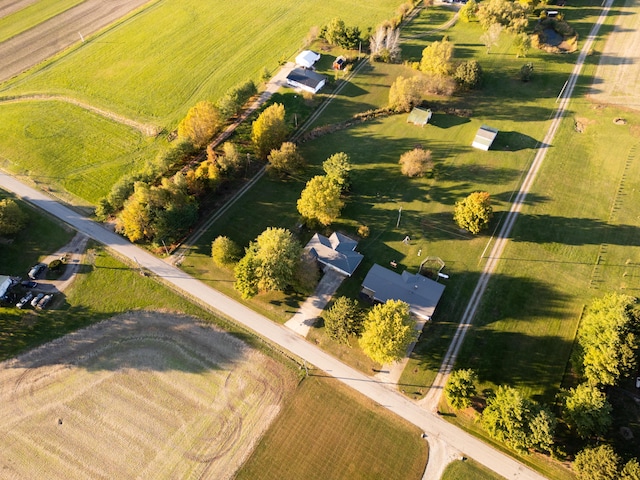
[
  {"x1": 389, "y1": 76, "x2": 424, "y2": 112},
  {"x1": 0, "y1": 198, "x2": 27, "y2": 236},
  {"x1": 211, "y1": 236, "x2": 242, "y2": 268},
  {"x1": 573, "y1": 445, "x2": 621, "y2": 480},
  {"x1": 444, "y1": 369, "x2": 477, "y2": 410},
  {"x1": 252, "y1": 103, "x2": 288, "y2": 159},
  {"x1": 514, "y1": 33, "x2": 532, "y2": 58},
  {"x1": 420, "y1": 39, "x2": 454, "y2": 76},
  {"x1": 453, "y1": 191, "x2": 493, "y2": 234},
  {"x1": 622, "y1": 459, "x2": 640, "y2": 480},
  {"x1": 480, "y1": 23, "x2": 503, "y2": 53},
  {"x1": 481, "y1": 386, "x2": 556, "y2": 453},
  {"x1": 323, "y1": 152, "x2": 352, "y2": 190},
  {"x1": 267, "y1": 142, "x2": 306, "y2": 176},
  {"x1": 454, "y1": 60, "x2": 483, "y2": 89},
  {"x1": 399, "y1": 148, "x2": 434, "y2": 177},
  {"x1": 562, "y1": 383, "x2": 612, "y2": 438},
  {"x1": 297, "y1": 175, "x2": 344, "y2": 226},
  {"x1": 178, "y1": 101, "x2": 222, "y2": 148},
  {"x1": 459, "y1": 0, "x2": 478, "y2": 22},
  {"x1": 577, "y1": 293, "x2": 640, "y2": 386},
  {"x1": 476, "y1": 0, "x2": 529, "y2": 33},
  {"x1": 370, "y1": 23, "x2": 401, "y2": 63},
  {"x1": 323, "y1": 296, "x2": 364, "y2": 345},
  {"x1": 359, "y1": 300, "x2": 417, "y2": 364},
  {"x1": 234, "y1": 227, "x2": 301, "y2": 298}
]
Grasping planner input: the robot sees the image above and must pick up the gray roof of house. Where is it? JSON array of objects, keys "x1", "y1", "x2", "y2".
[
  {"x1": 286, "y1": 68, "x2": 326, "y2": 89},
  {"x1": 361, "y1": 264, "x2": 445, "y2": 319},
  {"x1": 305, "y1": 232, "x2": 363, "y2": 276}
]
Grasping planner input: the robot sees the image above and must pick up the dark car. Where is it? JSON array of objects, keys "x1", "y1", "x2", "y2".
[
  {"x1": 21, "y1": 281, "x2": 38, "y2": 288},
  {"x1": 28, "y1": 263, "x2": 46, "y2": 280}
]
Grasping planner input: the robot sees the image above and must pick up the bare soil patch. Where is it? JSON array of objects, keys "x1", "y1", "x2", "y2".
[
  {"x1": 0, "y1": 0, "x2": 155, "y2": 83},
  {"x1": 0, "y1": 0, "x2": 37, "y2": 20},
  {"x1": 589, "y1": 0, "x2": 640, "y2": 109},
  {"x1": 0, "y1": 310, "x2": 297, "y2": 479}
]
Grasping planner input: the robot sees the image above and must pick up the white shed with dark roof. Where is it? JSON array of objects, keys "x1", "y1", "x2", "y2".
[
  {"x1": 472, "y1": 125, "x2": 499, "y2": 151},
  {"x1": 286, "y1": 68, "x2": 326, "y2": 94}
]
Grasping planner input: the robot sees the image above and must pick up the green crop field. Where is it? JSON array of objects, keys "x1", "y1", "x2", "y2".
[
  {"x1": 0, "y1": 100, "x2": 158, "y2": 205},
  {"x1": 1, "y1": 0, "x2": 400, "y2": 126},
  {"x1": 236, "y1": 375, "x2": 428, "y2": 480},
  {"x1": 0, "y1": 0, "x2": 86, "y2": 43}
]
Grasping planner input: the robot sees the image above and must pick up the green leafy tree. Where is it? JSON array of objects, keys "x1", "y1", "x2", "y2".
[
  {"x1": 267, "y1": 142, "x2": 306, "y2": 176},
  {"x1": 622, "y1": 459, "x2": 640, "y2": 480},
  {"x1": 389, "y1": 76, "x2": 424, "y2": 112},
  {"x1": 234, "y1": 227, "x2": 302, "y2": 298},
  {"x1": 359, "y1": 300, "x2": 417, "y2": 364},
  {"x1": 116, "y1": 182, "x2": 154, "y2": 242},
  {"x1": 399, "y1": 148, "x2": 434, "y2": 177},
  {"x1": 476, "y1": 0, "x2": 529, "y2": 33},
  {"x1": 453, "y1": 191, "x2": 493, "y2": 234},
  {"x1": 215, "y1": 142, "x2": 244, "y2": 176},
  {"x1": 420, "y1": 39, "x2": 454, "y2": 76},
  {"x1": 562, "y1": 383, "x2": 612, "y2": 438},
  {"x1": 573, "y1": 445, "x2": 621, "y2": 480},
  {"x1": 252, "y1": 103, "x2": 288, "y2": 159},
  {"x1": 444, "y1": 369, "x2": 477, "y2": 410},
  {"x1": 211, "y1": 236, "x2": 242, "y2": 268},
  {"x1": 297, "y1": 175, "x2": 344, "y2": 226},
  {"x1": 514, "y1": 33, "x2": 532, "y2": 58},
  {"x1": 323, "y1": 296, "x2": 364, "y2": 345},
  {"x1": 481, "y1": 386, "x2": 556, "y2": 453},
  {"x1": 323, "y1": 152, "x2": 352, "y2": 190},
  {"x1": 322, "y1": 18, "x2": 361, "y2": 49},
  {"x1": 454, "y1": 60, "x2": 483, "y2": 90},
  {"x1": 218, "y1": 80, "x2": 257, "y2": 119},
  {"x1": 0, "y1": 198, "x2": 27, "y2": 236},
  {"x1": 520, "y1": 62, "x2": 534, "y2": 82},
  {"x1": 178, "y1": 101, "x2": 222, "y2": 148},
  {"x1": 459, "y1": 0, "x2": 478, "y2": 22},
  {"x1": 577, "y1": 293, "x2": 640, "y2": 386}
]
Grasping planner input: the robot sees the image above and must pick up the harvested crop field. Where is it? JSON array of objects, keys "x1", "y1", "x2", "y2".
[
  {"x1": 0, "y1": 311, "x2": 297, "y2": 479},
  {"x1": 589, "y1": 0, "x2": 640, "y2": 109}
]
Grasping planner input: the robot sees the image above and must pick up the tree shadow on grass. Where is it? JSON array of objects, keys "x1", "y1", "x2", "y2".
[
  {"x1": 428, "y1": 112, "x2": 471, "y2": 129},
  {"x1": 492, "y1": 131, "x2": 542, "y2": 151}
]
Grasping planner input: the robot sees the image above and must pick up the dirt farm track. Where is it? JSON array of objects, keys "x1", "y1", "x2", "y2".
[
  {"x1": 0, "y1": 311, "x2": 296, "y2": 479},
  {"x1": 0, "y1": 0, "x2": 154, "y2": 84}
]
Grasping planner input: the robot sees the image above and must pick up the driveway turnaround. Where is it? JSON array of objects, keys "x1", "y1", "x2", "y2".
[{"x1": 0, "y1": 171, "x2": 546, "y2": 480}]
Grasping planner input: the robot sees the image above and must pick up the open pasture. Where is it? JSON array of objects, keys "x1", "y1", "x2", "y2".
[
  {"x1": 0, "y1": 100, "x2": 157, "y2": 205},
  {"x1": 0, "y1": 310, "x2": 297, "y2": 479},
  {"x1": 1, "y1": 0, "x2": 400, "y2": 126}
]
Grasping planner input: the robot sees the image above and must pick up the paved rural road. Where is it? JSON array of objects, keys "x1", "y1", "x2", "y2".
[{"x1": 422, "y1": 0, "x2": 617, "y2": 412}]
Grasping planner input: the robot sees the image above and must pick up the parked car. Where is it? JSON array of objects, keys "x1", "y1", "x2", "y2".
[
  {"x1": 636, "y1": 376, "x2": 640, "y2": 389},
  {"x1": 16, "y1": 292, "x2": 34, "y2": 309},
  {"x1": 37, "y1": 294, "x2": 54, "y2": 310},
  {"x1": 28, "y1": 263, "x2": 46, "y2": 280},
  {"x1": 30, "y1": 293, "x2": 45, "y2": 308},
  {"x1": 21, "y1": 281, "x2": 37, "y2": 288}
]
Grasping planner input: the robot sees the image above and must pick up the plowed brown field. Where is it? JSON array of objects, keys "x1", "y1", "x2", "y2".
[{"x1": 0, "y1": 311, "x2": 296, "y2": 479}]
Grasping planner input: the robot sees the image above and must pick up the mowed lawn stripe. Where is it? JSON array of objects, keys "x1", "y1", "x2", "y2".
[{"x1": 0, "y1": 0, "x2": 86, "y2": 43}]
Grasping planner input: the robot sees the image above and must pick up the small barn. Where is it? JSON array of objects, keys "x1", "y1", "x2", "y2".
[
  {"x1": 295, "y1": 50, "x2": 321, "y2": 69},
  {"x1": 472, "y1": 125, "x2": 499, "y2": 151},
  {"x1": 407, "y1": 107, "x2": 432, "y2": 127},
  {"x1": 286, "y1": 68, "x2": 327, "y2": 94},
  {"x1": 333, "y1": 56, "x2": 346, "y2": 70},
  {"x1": 305, "y1": 232, "x2": 363, "y2": 277}
]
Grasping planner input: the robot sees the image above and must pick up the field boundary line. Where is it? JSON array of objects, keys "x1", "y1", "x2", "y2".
[{"x1": 0, "y1": 94, "x2": 160, "y2": 136}]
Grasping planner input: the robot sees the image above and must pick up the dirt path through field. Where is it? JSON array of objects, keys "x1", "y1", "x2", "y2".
[
  {"x1": 0, "y1": 0, "x2": 155, "y2": 84},
  {"x1": 589, "y1": 0, "x2": 640, "y2": 109},
  {"x1": 0, "y1": 310, "x2": 295, "y2": 479},
  {"x1": 0, "y1": 0, "x2": 38, "y2": 20},
  {"x1": 0, "y1": 94, "x2": 160, "y2": 136}
]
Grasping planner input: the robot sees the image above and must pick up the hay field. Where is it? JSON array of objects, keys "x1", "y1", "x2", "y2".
[
  {"x1": 589, "y1": 0, "x2": 640, "y2": 109},
  {"x1": 0, "y1": 311, "x2": 297, "y2": 479}
]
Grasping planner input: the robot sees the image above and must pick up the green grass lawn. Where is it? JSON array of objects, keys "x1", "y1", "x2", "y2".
[
  {"x1": 236, "y1": 374, "x2": 428, "y2": 480},
  {"x1": 442, "y1": 458, "x2": 505, "y2": 480},
  {"x1": 0, "y1": 100, "x2": 159, "y2": 205},
  {"x1": 1, "y1": 0, "x2": 400, "y2": 127},
  {"x1": 0, "y1": 0, "x2": 86, "y2": 43}
]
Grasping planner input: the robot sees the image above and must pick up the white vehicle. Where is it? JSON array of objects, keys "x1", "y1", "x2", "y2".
[
  {"x1": 31, "y1": 293, "x2": 45, "y2": 308},
  {"x1": 37, "y1": 294, "x2": 54, "y2": 310},
  {"x1": 28, "y1": 263, "x2": 46, "y2": 280},
  {"x1": 16, "y1": 292, "x2": 34, "y2": 309}
]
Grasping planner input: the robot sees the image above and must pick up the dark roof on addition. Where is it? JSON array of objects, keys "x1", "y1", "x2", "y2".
[
  {"x1": 305, "y1": 232, "x2": 363, "y2": 276},
  {"x1": 361, "y1": 264, "x2": 445, "y2": 319},
  {"x1": 286, "y1": 68, "x2": 326, "y2": 90}
]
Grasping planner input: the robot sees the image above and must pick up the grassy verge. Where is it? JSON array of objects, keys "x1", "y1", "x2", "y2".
[
  {"x1": 442, "y1": 458, "x2": 505, "y2": 480},
  {"x1": 0, "y1": 0, "x2": 86, "y2": 43},
  {"x1": 236, "y1": 374, "x2": 428, "y2": 480}
]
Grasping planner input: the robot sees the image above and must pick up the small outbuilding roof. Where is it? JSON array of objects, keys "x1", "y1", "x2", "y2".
[
  {"x1": 0, "y1": 275, "x2": 13, "y2": 299},
  {"x1": 295, "y1": 50, "x2": 321, "y2": 69},
  {"x1": 472, "y1": 125, "x2": 499, "y2": 151},
  {"x1": 361, "y1": 264, "x2": 445, "y2": 320},
  {"x1": 305, "y1": 232, "x2": 363, "y2": 277},
  {"x1": 407, "y1": 107, "x2": 432, "y2": 127},
  {"x1": 286, "y1": 68, "x2": 327, "y2": 94}
]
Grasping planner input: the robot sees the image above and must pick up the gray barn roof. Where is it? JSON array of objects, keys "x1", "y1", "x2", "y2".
[
  {"x1": 305, "y1": 232, "x2": 363, "y2": 276},
  {"x1": 361, "y1": 264, "x2": 445, "y2": 319},
  {"x1": 472, "y1": 125, "x2": 499, "y2": 151},
  {"x1": 286, "y1": 68, "x2": 326, "y2": 93}
]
